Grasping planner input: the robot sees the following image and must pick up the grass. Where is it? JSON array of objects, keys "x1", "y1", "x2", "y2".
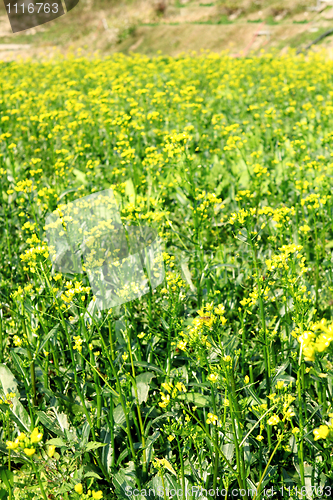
[
  {"x1": 288, "y1": 26, "x2": 333, "y2": 48},
  {"x1": 1, "y1": 49, "x2": 333, "y2": 499}
]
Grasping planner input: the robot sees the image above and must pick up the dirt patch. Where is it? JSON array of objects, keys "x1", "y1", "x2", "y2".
[{"x1": 0, "y1": 0, "x2": 332, "y2": 61}]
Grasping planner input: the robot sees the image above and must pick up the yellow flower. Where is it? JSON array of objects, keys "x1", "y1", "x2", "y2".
[
  {"x1": 92, "y1": 491, "x2": 103, "y2": 499},
  {"x1": 244, "y1": 375, "x2": 250, "y2": 384},
  {"x1": 24, "y1": 448, "x2": 36, "y2": 456},
  {"x1": 161, "y1": 382, "x2": 173, "y2": 393},
  {"x1": 284, "y1": 408, "x2": 295, "y2": 420},
  {"x1": 207, "y1": 373, "x2": 218, "y2": 383},
  {"x1": 276, "y1": 381, "x2": 285, "y2": 390},
  {"x1": 214, "y1": 304, "x2": 225, "y2": 315},
  {"x1": 256, "y1": 435, "x2": 264, "y2": 442},
  {"x1": 206, "y1": 412, "x2": 219, "y2": 425},
  {"x1": 292, "y1": 427, "x2": 300, "y2": 435},
  {"x1": 47, "y1": 445, "x2": 56, "y2": 458},
  {"x1": 17, "y1": 432, "x2": 26, "y2": 441},
  {"x1": 313, "y1": 424, "x2": 329, "y2": 441},
  {"x1": 267, "y1": 414, "x2": 280, "y2": 426},
  {"x1": 177, "y1": 340, "x2": 187, "y2": 351},
  {"x1": 74, "y1": 483, "x2": 83, "y2": 495},
  {"x1": 6, "y1": 439, "x2": 19, "y2": 450},
  {"x1": 167, "y1": 435, "x2": 175, "y2": 442},
  {"x1": 30, "y1": 427, "x2": 43, "y2": 444},
  {"x1": 175, "y1": 382, "x2": 186, "y2": 393}
]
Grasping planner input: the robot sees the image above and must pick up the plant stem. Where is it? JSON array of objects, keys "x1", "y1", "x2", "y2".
[
  {"x1": 31, "y1": 459, "x2": 48, "y2": 500},
  {"x1": 253, "y1": 433, "x2": 284, "y2": 500},
  {"x1": 124, "y1": 311, "x2": 147, "y2": 480}
]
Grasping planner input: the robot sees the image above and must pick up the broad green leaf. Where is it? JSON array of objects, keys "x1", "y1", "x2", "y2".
[
  {"x1": 116, "y1": 448, "x2": 129, "y2": 467},
  {"x1": 85, "y1": 441, "x2": 107, "y2": 452},
  {"x1": 145, "y1": 430, "x2": 160, "y2": 467},
  {"x1": 113, "y1": 403, "x2": 127, "y2": 427},
  {"x1": 37, "y1": 324, "x2": 60, "y2": 355},
  {"x1": 260, "y1": 465, "x2": 277, "y2": 489},
  {"x1": 0, "y1": 469, "x2": 13, "y2": 488},
  {"x1": 0, "y1": 364, "x2": 31, "y2": 432},
  {"x1": 124, "y1": 178, "x2": 136, "y2": 204},
  {"x1": 36, "y1": 411, "x2": 66, "y2": 438},
  {"x1": 73, "y1": 168, "x2": 88, "y2": 186},
  {"x1": 84, "y1": 471, "x2": 103, "y2": 480},
  {"x1": 180, "y1": 261, "x2": 197, "y2": 293},
  {"x1": 177, "y1": 393, "x2": 211, "y2": 407},
  {"x1": 164, "y1": 473, "x2": 182, "y2": 497},
  {"x1": 45, "y1": 438, "x2": 67, "y2": 447},
  {"x1": 133, "y1": 371, "x2": 155, "y2": 404},
  {"x1": 112, "y1": 467, "x2": 136, "y2": 500},
  {"x1": 133, "y1": 361, "x2": 165, "y2": 375},
  {"x1": 147, "y1": 474, "x2": 165, "y2": 499},
  {"x1": 100, "y1": 429, "x2": 114, "y2": 472}
]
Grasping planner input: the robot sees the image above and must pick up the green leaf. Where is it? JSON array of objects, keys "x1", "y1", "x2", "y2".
[
  {"x1": 84, "y1": 471, "x2": 103, "y2": 480},
  {"x1": 160, "y1": 317, "x2": 169, "y2": 330},
  {"x1": 133, "y1": 371, "x2": 155, "y2": 404},
  {"x1": 0, "y1": 469, "x2": 13, "y2": 488},
  {"x1": 260, "y1": 465, "x2": 277, "y2": 489},
  {"x1": 0, "y1": 364, "x2": 31, "y2": 432},
  {"x1": 164, "y1": 473, "x2": 181, "y2": 496},
  {"x1": 180, "y1": 261, "x2": 197, "y2": 293},
  {"x1": 133, "y1": 361, "x2": 165, "y2": 375},
  {"x1": 46, "y1": 438, "x2": 67, "y2": 447},
  {"x1": 147, "y1": 474, "x2": 164, "y2": 499},
  {"x1": 124, "y1": 178, "x2": 136, "y2": 204},
  {"x1": 85, "y1": 442, "x2": 107, "y2": 452},
  {"x1": 177, "y1": 392, "x2": 211, "y2": 407},
  {"x1": 145, "y1": 430, "x2": 160, "y2": 466},
  {"x1": 72, "y1": 404, "x2": 85, "y2": 415},
  {"x1": 10, "y1": 352, "x2": 30, "y2": 390},
  {"x1": 37, "y1": 324, "x2": 60, "y2": 355},
  {"x1": 73, "y1": 168, "x2": 88, "y2": 186},
  {"x1": 113, "y1": 403, "x2": 127, "y2": 428},
  {"x1": 271, "y1": 362, "x2": 290, "y2": 388},
  {"x1": 112, "y1": 467, "x2": 136, "y2": 500},
  {"x1": 36, "y1": 411, "x2": 66, "y2": 438},
  {"x1": 100, "y1": 430, "x2": 114, "y2": 472},
  {"x1": 116, "y1": 448, "x2": 129, "y2": 467}
]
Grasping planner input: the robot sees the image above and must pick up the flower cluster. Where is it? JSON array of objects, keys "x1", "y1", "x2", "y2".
[
  {"x1": 291, "y1": 319, "x2": 333, "y2": 362},
  {"x1": 6, "y1": 427, "x2": 44, "y2": 457},
  {"x1": 159, "y1": 381, "x2": 187, "y2": 408}
]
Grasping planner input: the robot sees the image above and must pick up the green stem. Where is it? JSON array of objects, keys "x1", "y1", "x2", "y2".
[
  {"x1": 160, "y1": 471, "x2": 168, "y2": 500},
  {"x1": 253, "y1": 433, "x2": 284, "y2": 500},
  {"x1": 210, "y1": 382, "x2": 219, "y2": 494},
  {"x1": 124, "y1": 313, "x2": 147, "y2": 479},
  {"x1": 250, "y1": 231, "x2": 272, "y2": 448},
  {"x1": 297, "y1": 363, "x2": 305, "y2": 486},
  {"x1": 228, "y1": 369, "x2": 248, "y2": 500},
  {"x1": 31, "y1": 459, "x2": 48, "y2": 500},
  {"x1": 21, "y1": 314, "x2": 37, "y2": 407},
  {"x1": 176, "y1": 437, "x2": 186, "y2": 500},
  {"x1": 0, "y1": 311, "x2": 3, "y2": 363}
]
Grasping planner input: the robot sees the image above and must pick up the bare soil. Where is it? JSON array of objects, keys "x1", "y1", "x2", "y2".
[{"x1": 0, "y1": 0, "x2": 333, "y2": 60}]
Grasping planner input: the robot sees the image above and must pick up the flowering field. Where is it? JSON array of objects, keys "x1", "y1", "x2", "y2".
[{"x1": 1, "y1": 50, "x2": 333, "y2": 499}]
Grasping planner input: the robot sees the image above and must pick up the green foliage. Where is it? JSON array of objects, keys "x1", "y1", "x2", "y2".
[{"x1": 1, "y1": 50, "x2": 333, "y2": 499}]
